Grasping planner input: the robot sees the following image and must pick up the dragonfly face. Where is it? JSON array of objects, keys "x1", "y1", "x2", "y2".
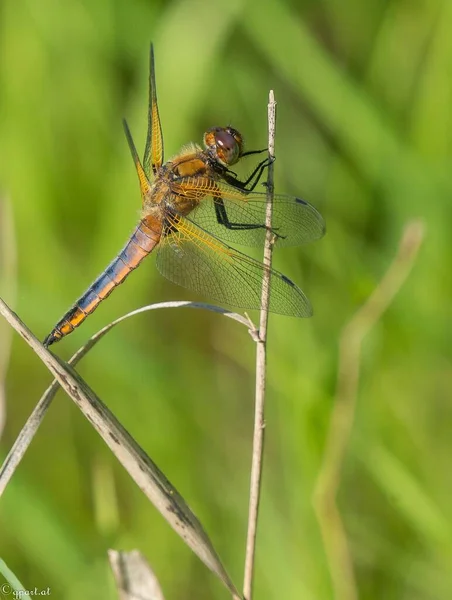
[
  {"x1": 203, "y1": 126, "x2": 244, "y2": 168},
  {"x1": 43, "y1": 45, "x2": 325, "y2": 347}
]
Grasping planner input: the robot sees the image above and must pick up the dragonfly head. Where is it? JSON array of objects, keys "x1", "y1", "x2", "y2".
[{"x1": 204, "y1": 126, "x2": 244, "y2": 167}]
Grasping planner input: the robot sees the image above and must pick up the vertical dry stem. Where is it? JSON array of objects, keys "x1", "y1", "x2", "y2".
[
  {"x1": 313, "y1": 220, "x2": 425, "y2": 600},
  {"x1": 243, "y1": 91, "x2": 277, "y2": 600}
]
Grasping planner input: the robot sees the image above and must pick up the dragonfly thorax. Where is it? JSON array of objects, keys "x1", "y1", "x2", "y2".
[{"x1": 203, "y1": 126, "x2": 243, "y2": 168}]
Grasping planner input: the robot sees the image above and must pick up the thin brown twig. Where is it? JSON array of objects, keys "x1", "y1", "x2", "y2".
[
  {"x1": 313, "y1": 220, "x2": 425, "y2": 600},
  {"x1": 243, "y1": 90, "x2": 277, "y2": 600}
]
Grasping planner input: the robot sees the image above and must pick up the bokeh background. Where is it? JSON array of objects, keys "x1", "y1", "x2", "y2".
[{"x1": 1, "y1": 0, "x2": 451, "y2": 598}]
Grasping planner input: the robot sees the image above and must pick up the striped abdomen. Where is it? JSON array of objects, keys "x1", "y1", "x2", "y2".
[{"x1": 43, "y1": 219, "x2": 160, "y2": 346}]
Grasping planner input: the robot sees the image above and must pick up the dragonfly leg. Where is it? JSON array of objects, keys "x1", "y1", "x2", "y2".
[
  {"x1": 213, "y1": 196, "x2": 284, "y2": 240},
  {"x1": 213, "y1": 196, "x2": 262, "y2": 231},
  {"x1": 222, "y1": 156, "x2": 275, "y2": 192},
  {"x1": 241, "y1": 148, "x2": 267, "y2": 158}
]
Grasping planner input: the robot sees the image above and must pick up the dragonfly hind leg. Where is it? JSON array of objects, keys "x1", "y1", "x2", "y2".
[{"x1": 213, "y1": 196, "x2": 285, "y2": 241}]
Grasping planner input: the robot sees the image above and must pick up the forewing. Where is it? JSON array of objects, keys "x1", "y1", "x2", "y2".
[
  {"x1": 173, "y1": 179, "x2": 325, "y2": 247},
  {"x1": 143, "y1": 44, "x2": 164, "y2": 176},
  {"x1": 156, "y1": 214, "x2": 312, "y2": 317}
]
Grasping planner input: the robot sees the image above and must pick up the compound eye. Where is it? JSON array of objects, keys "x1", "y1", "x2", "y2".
[
  {"x1": 225, "y1": 127, "x2": 244, "y2": 148},
  {"x1": 215, "y1": 129, "x2": 241, "y2": 166},
  {"x1": 204, "y1": 127, "x2": 243, "y2": 166}
]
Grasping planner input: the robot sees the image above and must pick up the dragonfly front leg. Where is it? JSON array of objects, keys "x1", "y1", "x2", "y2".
[{"x1": 222, "y1": 155, "x2": 275, "y2": 192}]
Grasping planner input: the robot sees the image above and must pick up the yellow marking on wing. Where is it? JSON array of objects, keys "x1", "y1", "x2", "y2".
[
  {"x1": 163, "y1": 213, "x2": 265, "y2": 274},
  {"x1": 166, "y1": 213, "x2": 232, "y2": 255},
  {"x1": 137, "y1": 162, "x2": 151, "y2": 198},
  {"x1": 151, "y1": 100, "x2": 164, "y2": 169},
  {"x1": 185, "y1": 177, "x2": 221, "y2": 195},
  {"x1": 144, "y1": 45, "x2": 164, "y2": 174},
  {"x1": 172, "y1": 178, "x2": 221, "y2": 201},
  {"x1": 123, "y1": 119, "x2": 152, "y2": 203},
  {"x1": 162, "y1": 214, "x2": 274, "y2": 299},
  {"x1": 173, "y1": 177, "x2": 251, "y2": 202}
]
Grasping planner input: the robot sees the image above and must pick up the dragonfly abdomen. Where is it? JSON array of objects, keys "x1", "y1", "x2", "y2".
[{"x1": 43, "y1": 219, "x2": 160, "y2": 347}]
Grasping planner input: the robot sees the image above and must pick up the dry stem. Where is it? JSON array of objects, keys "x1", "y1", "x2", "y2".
[{"x1": 243, "y1": 90, "x2": 277, "y2": 600}]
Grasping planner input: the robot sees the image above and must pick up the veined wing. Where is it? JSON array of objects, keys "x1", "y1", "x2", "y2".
[
  {"x1": 156, "y1": 213, "x2": 312, "y2": 317},
  {"x1": 172, "y1": 177, "x2": 325, "y2": 247},
  {"x1": 123, "y1": 119, "x2": 152, "y2": 205},
  {"x1": 143, "y1": 44, "x2": 164, "y2": 176}
]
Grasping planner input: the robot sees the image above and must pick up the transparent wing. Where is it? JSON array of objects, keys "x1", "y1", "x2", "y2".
[
  {"x1": 143, "y1": 44, "x2": 164, "y2": 176},
  {"x1": 156, "y1": 214, "x2": 312, "y2": 317},
  {"x1": 172, "y1": 177, "x2": 325, "y2": 247}
]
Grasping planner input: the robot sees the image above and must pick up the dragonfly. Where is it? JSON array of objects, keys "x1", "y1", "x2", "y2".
[{"x1": 43, "y1": 45, "x2": 325, "y2": 347}]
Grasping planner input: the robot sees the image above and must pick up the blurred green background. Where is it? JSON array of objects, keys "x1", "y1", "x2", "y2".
[{"x1": 1, "y1": 0, "x2": 451, "y2": 598}]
